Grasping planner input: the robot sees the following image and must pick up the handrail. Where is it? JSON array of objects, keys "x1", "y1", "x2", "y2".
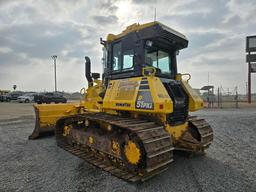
[
  {"x1": 181, "y1": 73, "x2": 191, "y2": 82},
  {"x1": 142, "y1": 67, "x2": 156, "y2": 76},
  {"x1": 79, "y1": 88, "x2": 86, "y2": 103}
]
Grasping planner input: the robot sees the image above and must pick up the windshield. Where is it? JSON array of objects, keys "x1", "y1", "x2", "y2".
[{"x1": 145, "y1": 47, "x2": 172, "y2": 74}]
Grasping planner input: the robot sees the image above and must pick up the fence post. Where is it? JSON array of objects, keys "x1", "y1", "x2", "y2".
[
  {"x1": 220, "y1": 87, "x2": 223, "y2": 108},
  {"x1": 217, "y1": 87, "x2": 220, "y2": 108},
  {"x1": 235, "y1": 87, "x2": 238, "y2": 108}
]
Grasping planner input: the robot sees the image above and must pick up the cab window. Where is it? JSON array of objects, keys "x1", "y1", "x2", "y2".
[
  {"x1": 112, "y1": 42, "x2": 134, "y2": 71},
  {"x1": 145, "y1": 48, "x2": 171, "y2": 74},
  {"x1": 112, "y1": 42, "x2": 121, "y2": 71},
  {"x1": 123, "y1": 49, "x2": 134, "y2": 69}
]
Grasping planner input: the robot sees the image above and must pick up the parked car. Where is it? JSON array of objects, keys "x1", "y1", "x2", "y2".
[
  {"x1": 34, "y1": 92, "x2": 67, "y2": 104},
  {"x1": 0, "y1": 95, "x2": 10, "y2": 102},
  {"x1": 6, "y1": 92, "x2": 23, "y2": 101},
  {"x1": 17, "y1": 94, "x2": 34, "y2": 103}
]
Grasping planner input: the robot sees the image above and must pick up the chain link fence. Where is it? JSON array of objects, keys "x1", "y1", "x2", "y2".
[{"x1": 200, "y1": 87, "x2": 256, "y2": 108}]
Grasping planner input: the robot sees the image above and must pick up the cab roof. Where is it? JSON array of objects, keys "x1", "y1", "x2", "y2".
[
  {"x1": 107, "y1": 21, "x2": 187, "y2": 41},
  {"x1": 106, "y1": 21, "x2": 188, "y2": 50}
]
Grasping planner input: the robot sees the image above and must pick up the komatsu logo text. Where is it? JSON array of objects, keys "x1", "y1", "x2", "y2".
[{"x1": 116, "y1": 103, "x2": 131, "y2": 107}]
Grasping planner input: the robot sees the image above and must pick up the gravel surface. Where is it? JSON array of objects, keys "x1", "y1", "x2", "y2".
[{"x1": 0, "y1": 103, "x2": 256, "y2": 192}]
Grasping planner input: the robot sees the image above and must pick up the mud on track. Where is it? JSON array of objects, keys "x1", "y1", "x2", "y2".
[{"x1": 0, "y1": 103, "x2": 256, "y2": 192}]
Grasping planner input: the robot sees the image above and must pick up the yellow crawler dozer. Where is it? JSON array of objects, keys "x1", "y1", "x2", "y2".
[{"x1": 29, "y1": 21, "x2": 213, "y2": 182}]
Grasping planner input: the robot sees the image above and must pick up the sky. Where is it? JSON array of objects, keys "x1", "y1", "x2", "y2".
[{"x1": 0, "y1": 0, "x2": 256, "y2": 94}]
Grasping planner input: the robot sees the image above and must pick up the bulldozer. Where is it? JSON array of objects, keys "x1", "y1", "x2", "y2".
[{"x1": 29, "y1": 21, "x2": 213, "y2": 182}]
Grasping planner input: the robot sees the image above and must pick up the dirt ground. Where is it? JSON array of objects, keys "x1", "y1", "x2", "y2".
[{"x1": 0, "y1": 102, "x2": 256, "y2": 192}]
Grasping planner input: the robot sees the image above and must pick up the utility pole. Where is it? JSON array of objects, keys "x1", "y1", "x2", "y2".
[
  {"x1": 154, "y1": 8, "x2": 156, "y2": 21},
  {"x1": 207, "y1": 72, "x2": 210, "y2": 86},
  {"x1": 51, "y1": 55, "x2": 57, "y2": 92},
  {"x1": 246, "y1": 82, "x2": 248, "y2": 97}
]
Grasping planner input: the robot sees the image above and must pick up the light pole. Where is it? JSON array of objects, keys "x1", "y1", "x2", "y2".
[{"x1": 51, "y1": 55, "x2": 57, "y2": 92}]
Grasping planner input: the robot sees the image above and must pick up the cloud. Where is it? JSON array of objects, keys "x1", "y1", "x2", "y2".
[
  {"x1": 131, "y1": 0, "x2": 157, "y2": 4},
  {"x1": 92, "y1": 15, "x2": 118, "y2": 25},
  {"x1": 0, "y1": 0, "x2": 255, "y2": 93},
  {"x1": 98, "y1": 0, "x2": 119, "y2": 13}
]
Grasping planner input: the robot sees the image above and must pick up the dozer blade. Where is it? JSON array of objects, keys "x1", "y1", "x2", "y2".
[{"x1": 29, "y1": 103, "x2": 81, "y2": 139}]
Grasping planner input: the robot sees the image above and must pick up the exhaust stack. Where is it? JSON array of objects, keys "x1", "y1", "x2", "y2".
[{"x1": 85, "y1": 56, "x2": 93, "y2": 87}]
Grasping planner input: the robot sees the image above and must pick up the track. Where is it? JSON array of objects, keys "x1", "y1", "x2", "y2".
[
  {"x1": 55, "y1": 113, "x2": 174, "y2": 182},
  {"x1": 189, "y1": 117, "x2": 213, "y2": 151},
  {"x1": 175, "y1": 116, "x2": 213, "y2": 153}
]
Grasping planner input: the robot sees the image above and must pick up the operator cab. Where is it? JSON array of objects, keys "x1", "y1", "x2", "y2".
[
  {"x1": 102, "y1": 21, "x2": 188, "y2": 82},
  {"x1": 100, "y1": 22, "x2": 189, "y2": 125}
]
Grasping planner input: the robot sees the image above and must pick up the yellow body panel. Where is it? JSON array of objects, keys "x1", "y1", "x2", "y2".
[
  {"x1": 103, "y1": 76, "x2": 173, "y2": 114},
  {"x1": 176, "y1": 74, "x2": 204, "y2": 112},
  {"x1": 82, "y1": 79, "x2": 103, "y2": 111},
  {"x1": 165, "y1": 122, "x2": 188, "y2": 141},
  {"x1": 181, "y1": 80, "x2": 204, "y2": 111}
]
